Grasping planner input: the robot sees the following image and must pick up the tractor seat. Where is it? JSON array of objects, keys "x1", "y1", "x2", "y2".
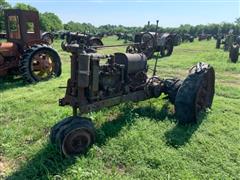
[{"x1": 0, "y1": 42, "x2": 19, "y2": 57}]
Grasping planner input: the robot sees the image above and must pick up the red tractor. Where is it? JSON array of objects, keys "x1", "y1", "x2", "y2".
[{"x1": 0, "y1": 9, "x2": 61, "y2": 83}]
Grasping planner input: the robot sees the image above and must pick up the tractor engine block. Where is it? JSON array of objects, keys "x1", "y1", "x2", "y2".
[{"x1": 88, "y1": 53, "x2": 148, "y2": 100}]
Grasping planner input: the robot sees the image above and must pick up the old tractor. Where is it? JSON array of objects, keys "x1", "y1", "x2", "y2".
[
  {"x1": 198, "y1": 33, "x2": 212, "y2": 41},
  {"x1": 50, "y1": 33, "x2": 215, "y2": 156},
  {"x1": 182, "y1": 33, "x2": 194, "y2": 43},
  {"x1": 126, "y1": 21, "x2": 176, "y2": 59},
  {"x1": 60, "y1": 31, "x2": 103, "y2": 52},
  {"x1": 0, "y1": 9, "x2": 61, "y2": 83}
]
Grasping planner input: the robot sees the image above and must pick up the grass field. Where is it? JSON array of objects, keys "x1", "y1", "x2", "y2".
[{"x1": 0, "y1": 36, "x2": 240, "y2": 179}]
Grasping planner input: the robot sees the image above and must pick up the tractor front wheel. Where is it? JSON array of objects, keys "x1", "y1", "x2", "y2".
[
  {"x1": 50, "y1": 116, "x2": 96, "y2": 156},
  {"x1": 19, "y1": 45, "x2": 61, "y2": 83}
]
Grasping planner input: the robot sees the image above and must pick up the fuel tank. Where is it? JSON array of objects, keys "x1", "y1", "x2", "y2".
[
  {"x1": 0, "y1": 42, "x2": 19, "y2": 57},
  {"x1": 114, "y1": 53, "x2": 147, "y2": 74}
]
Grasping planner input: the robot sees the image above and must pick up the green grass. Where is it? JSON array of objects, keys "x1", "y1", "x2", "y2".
[{"x1": 0, "y1": 36, "x2": 239, "y2": 179}]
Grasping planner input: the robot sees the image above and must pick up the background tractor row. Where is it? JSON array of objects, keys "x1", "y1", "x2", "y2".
[{"x1": 215, "y1": 30, "x2": 240, "y2": 63}]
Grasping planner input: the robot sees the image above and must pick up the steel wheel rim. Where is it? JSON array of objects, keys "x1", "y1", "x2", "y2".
[
  {"x1": 31, "y1": 51, "x2": 55, "y2": 80},
  {"x1": 62, "y1": 128, "x2": 92, "y2": 156}
]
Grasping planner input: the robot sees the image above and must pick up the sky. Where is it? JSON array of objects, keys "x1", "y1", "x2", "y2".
[{"x1": 7, "y1": 0, "x2": 240, "y2": 27}]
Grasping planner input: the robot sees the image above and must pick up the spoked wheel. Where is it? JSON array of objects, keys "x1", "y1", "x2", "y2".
[
  {"x1": 141, "y1": 32, "x2": 155, "y2": 59},
  {"x1": 20, "y1": 45, "x2": 61, "y2": 83},
  {"x1": 175, "y1": 62, "x2": 215, "y2": 124},
  {"x1": 50, "y1": 116, "x2": 95, "y2": 156},
  {"x1": 31, "y1": 52, "x2": 56, "y2": 80},
  {"x1": 161, "y1": 40, "x2": 173, "y2": 57},
  {"x1": 126, "y1": 45, "x2": 140, "y2": 54}
]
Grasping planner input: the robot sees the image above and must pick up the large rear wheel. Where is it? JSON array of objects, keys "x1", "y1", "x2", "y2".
[
  {"x1": 19, "y1": 45, "x2": 61, "y2": 83},
  {"x1": 175, "y1": 63, "x2": 215, "y2": 124}
]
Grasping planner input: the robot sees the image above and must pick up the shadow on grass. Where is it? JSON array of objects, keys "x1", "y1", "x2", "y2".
[
  {"x1": 0, "y1": 77, "x2": 26, "y2": 92},
  {"x1": 164, "y1": 113, "x2": 206, "y2": 148},
  {"x1": 7, "y1": 104, "x2": 206, "y2": 179},
  {"x1": 133, "y1": 102, "x2": 207, "y2": 147},
  {"x1": 133, "y1": 102, "x2": 175, "y2": 121},
  {"x1": 6, "y1": 144, "x2": 76, "y2": 180},
  {"x1": 134, "y1": 102, "x2": 207, "y2": 147}
]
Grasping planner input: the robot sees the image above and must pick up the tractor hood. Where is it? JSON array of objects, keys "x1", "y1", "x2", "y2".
[{"x1": 0, "y1": 42, "x2": 18, "y2": 57}]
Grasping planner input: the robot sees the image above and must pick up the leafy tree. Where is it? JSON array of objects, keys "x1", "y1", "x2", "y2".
[
  {"x1": 14, "y1": 3, "x2": 38, "y2": 11},
  {"x1": 40, "y1": 12, "x2": 63, "y2": 31},
  {"x1": 64, "y1": 21, "x2": 97, "y2": 34}
]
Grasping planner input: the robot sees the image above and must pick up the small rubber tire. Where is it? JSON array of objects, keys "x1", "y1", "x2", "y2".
[{"x1": 51, "y1": 116, "x2": 95, "y2": 156}]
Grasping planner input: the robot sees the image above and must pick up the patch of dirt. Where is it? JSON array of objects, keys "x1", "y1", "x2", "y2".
[
  {"x1": 116, "y1": 163, "x2": 126, "y2": 174},
  {"x1": 217, "y1": 80, "x2": 240, "y2": 88},
  {"x1": 220, "y1": 72, "x2": 240, "y2": 79},
  {"x1": 0, "y1": 156, "x2": 13, "y2": 178}
]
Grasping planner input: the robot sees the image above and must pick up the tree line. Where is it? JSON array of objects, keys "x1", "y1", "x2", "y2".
[{"x1": 0, "y1": 0, "x2": 239, "y2": 36}]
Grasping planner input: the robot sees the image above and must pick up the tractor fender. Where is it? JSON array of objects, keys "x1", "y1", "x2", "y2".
[
  {"x1": 41, "y1": 32, "x2": 54, "y2": 39},
  {"x1": 41, "y1": 32, "x2": 54, "y2": 44},
  {"x1": 158, "y1": 33, "x2": 171, "y2": 47}
]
